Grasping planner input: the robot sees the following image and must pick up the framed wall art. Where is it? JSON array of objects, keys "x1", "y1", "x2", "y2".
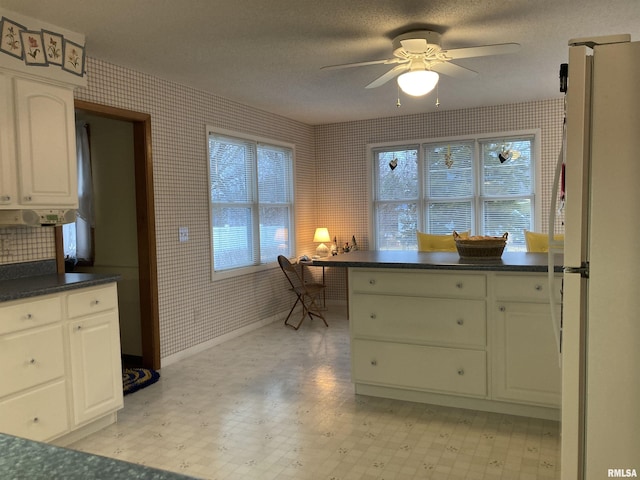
[
  {"x1": 20, "y1": 30, "x2": 47, "y2": 66},
  {"x1": 62, "y1": 38, "x2": 85, "y2": 76},
  {"x1": 42, "y1": 30, "x2": 63, "y2": 65},
  {"x1": 0, "y1": 17, "x2": 26, "y2": 59}
]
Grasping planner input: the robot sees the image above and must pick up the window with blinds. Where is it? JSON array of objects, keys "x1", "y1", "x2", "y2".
[
  {"x1": 372, "y1": 133, "x2": 536, "y2": 251},
  {"x1": 208, "y1": 130, "x2": 294, "y2": 275}
]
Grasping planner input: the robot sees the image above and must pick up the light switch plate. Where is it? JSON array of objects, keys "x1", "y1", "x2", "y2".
[{"x1": 179, "y1": 227, "x2": 189, "y2": 243}]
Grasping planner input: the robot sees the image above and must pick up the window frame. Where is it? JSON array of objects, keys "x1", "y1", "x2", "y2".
[
  {"x1": 369, "y1": 129, "x2": 541, "y2": 251},
  {"x1": 207, "y1": 127, "x2": 296, "y2": 280}
]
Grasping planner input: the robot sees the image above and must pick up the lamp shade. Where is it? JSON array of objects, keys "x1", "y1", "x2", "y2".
[
  {"x1": 313, "y1": 227, "x2": 331, "y2": 243},
  {"x1": 313, "y1": 227, "x2": 331, "y2": 257},
  {"x1": 397, "y1": 70, "x2": 439, "y2": 97}
]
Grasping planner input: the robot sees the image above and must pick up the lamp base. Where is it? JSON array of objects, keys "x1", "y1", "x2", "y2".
[{"x1": 316, "y1": 243, "x2": 329, "y2": 258}]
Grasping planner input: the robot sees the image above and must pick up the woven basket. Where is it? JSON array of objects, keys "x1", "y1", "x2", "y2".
[{"x1": 453, "y1": 231, "x2": 508, "y2": 258}]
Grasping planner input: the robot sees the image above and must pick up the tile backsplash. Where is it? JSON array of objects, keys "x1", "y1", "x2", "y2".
[
  {"x1": 0, "y1": 226, "x2": 55, "y2": 264},
  {"x1": 2, "y1": 55, "x2": 564, "y2": 361}
]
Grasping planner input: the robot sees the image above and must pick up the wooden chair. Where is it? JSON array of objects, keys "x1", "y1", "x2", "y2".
[{"x1": 277, "y1": 255, "x2": 328, "y2": 330}]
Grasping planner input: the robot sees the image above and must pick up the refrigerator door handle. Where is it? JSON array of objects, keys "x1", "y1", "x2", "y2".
[{"x1": 548, "y1": 114, "x2": 566, "y2": 362}]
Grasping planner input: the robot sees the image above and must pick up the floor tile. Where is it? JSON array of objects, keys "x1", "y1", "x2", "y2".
[{"x1": 70, "y1": 307, "x2": 560, "y2": 479}]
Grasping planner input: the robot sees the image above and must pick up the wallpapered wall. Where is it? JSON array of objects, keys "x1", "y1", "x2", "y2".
[
  {"x1": 314, "y1": 99, "x2": 565, "y2": 301},
  {"x1": 2, "y1": 55, "x2": 564, "y2": 361}
]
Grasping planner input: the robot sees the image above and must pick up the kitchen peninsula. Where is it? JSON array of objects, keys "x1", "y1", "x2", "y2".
[{"x1": 313, "y1": 251, "x2": 563, "y2": 420}]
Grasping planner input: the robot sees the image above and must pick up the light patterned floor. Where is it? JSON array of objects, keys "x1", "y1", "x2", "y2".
[{"x1": 70, "y1": 306, "x2": 560, "y2": 480}]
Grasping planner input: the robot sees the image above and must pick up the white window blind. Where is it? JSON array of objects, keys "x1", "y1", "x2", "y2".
[
  {"x1": 372, "y1": 133, "x2": 536, "y2": 251},
  {"x1": 209, "y1": 131, "x2": 294, "y2": 274}
]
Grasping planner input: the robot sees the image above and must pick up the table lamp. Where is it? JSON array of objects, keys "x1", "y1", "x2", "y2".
[{"x1": 313, "y1": 227, "x2": 331, "y2": 257}]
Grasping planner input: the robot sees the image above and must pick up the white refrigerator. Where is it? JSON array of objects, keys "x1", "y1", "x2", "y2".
[{"x1": 559, "y1": 35, "x2": 640, "y2": 479}]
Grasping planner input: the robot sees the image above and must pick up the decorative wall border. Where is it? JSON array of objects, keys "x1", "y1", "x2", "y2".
[{"x1": 0, "y1": 15, "x2": 85, "y2": 77}]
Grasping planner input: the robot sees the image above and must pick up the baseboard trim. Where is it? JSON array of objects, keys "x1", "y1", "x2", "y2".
[
  {"x1": 355, "y1": 383, "x2": 560, "y2": 421},
  {"x1": 52, "y1": 413, "x2": 118, "y2": 447},
  {"x1": 160, "y1": 310, "x2": 284, "y2": 368}
]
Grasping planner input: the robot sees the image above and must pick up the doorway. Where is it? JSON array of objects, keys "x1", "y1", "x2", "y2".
[{"x1": 55, "y1": 100, "x2": 160, "y2": 370}]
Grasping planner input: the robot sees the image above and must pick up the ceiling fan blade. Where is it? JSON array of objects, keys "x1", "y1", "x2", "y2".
[
  {"x1": 431, "y1": 62, "x2": 478, "y2": 79},
  {"x1": 366, "y1": 64, "x2": 410, "y2": 89},
  {"x1": 443, "y1": 43, "x2": 520, "y2": 60},
  {"x1": 321, "y1": 58, "x2": 401, "y2": 70}
]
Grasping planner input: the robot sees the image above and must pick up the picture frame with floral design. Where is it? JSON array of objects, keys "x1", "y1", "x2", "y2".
[
  {"x1": 62, "y1": 38, "x2": 85, "y2": 77},
  {"x1": 42, "y1": 30, "x2": 63, "y2": 66},
  {"x1": 0, "y1": 17, "x2": 26, "y2": 60},
  {"x1": 20, "y1": 30, "x2": 47, "y2": 66}
]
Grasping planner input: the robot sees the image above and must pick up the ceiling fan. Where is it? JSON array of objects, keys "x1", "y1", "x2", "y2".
[{"x1": 322, "y1": 30, "x2": 520, "y2": 97}]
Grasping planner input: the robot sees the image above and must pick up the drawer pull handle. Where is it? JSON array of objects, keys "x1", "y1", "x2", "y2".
[
  {"x1": 92, "y1": 299, "x2": 100, "y2": 306},
  {"x1": 25, "y1": 313, "x2": 33, "y2": 320},
  {"x1": 76, "y1": 325, "x2": 83, "y2": 331},
  {"x1": 370, "y1": 313, "x2": 376, "y2": 319},
  {"x1": 456, "y1": 319, "x2": 464, "y2": 326},
  {"x1": 32, "y1": 417, "x2": 39, "y2": 423},
  {"x1": 535, "y1": 284, "x2": 543, "y2": 291},
  {"x1": 457, "y1": 368, "x2": 465, "y2": 376},
  {"x1": 499, "y1": 306, "x2": 506, "y2": 312},
  {"x1": 371, "y1": 360, "x2": 377, "y2": 366},
  {"x1": 28, "y1": 358, "x2": 36, "y2": 365},
  {"x1": 369, "y1": 279, "x2": 376, "y2": 285},
  {"x1": 456, "y1": 282, "x2": 463, "y2": 289}
]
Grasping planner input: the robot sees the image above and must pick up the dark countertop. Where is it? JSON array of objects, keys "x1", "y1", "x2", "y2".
[
  {"x1": 0, "y1": 260, "x2": 120, "y2": 302},
  {"x1": 0, "y1": 433, "x2": 199, "y2": 480},
  {"x1": 311, "y1": 250, "x2": 563, "y2": 273},
  {"x1": 0, "y1": 272, "x2": 121, "y2": 302}
]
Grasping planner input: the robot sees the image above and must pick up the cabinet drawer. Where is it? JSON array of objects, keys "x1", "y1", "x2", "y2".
[
  {"x1": 0, "y1": 295, "x2": 61, "y2": 335},
  {"x1": 0, "y1": 380, "x2": 69, "y2": 442},
  {"x1": 352, "y1": 339, "x2": 487, "y2": 397},
  {"x1": 494, "y1": 274, "x2": 562, "y2": 302},
  {"x1": 67, "y1": 283, "x2": 118, "y2": 318},
  {"x1": 0, "y1": 324, "x2": 65, "y2": 397},
  {"x1": 350, "y1": 269, "x2": 486, "y2": 298},
  {"x1": 351, "y1": 294, "x2": 486, "y2": 348}
]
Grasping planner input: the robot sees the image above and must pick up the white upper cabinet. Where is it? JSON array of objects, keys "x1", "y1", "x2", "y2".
[
  {"x1": 0, "y1": 72, "x2": 16, "y2": 205},
  {"x1": 0, "y1": 7, "x2": 86, "y2": 211},
  {"x1": 13, "y1": 77, "x2": 77, "y2": 208}
]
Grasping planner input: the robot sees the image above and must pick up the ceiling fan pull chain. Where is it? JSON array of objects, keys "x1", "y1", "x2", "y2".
[
  {"x1": 396, "y1": 84, "x2": 402, "y2": 108},
  {"x1": 435, "y1": 83, "x2": 440, "y2": 108}
]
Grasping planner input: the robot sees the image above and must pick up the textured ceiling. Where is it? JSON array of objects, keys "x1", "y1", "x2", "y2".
[{"x1": 2, "y1": 0, "x2": 639, "y2": 124}]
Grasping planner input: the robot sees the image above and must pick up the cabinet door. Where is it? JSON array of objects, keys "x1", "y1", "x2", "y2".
[
  {"x1": 0, "y1": 72, "x2": 16, "y2": 206},
  {"x1": 68, "y1": 311, "x2": 123, "y2": 426},
  {"x1": 492, "y1": 302, "x2": 561, "y2": 407},
  {"x1": 13, "y1": 77, "x2": 77, "y2": 207}
]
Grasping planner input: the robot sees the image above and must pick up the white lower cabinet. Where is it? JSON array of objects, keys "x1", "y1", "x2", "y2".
[
  {"x1": 0, "y1": 381, "x2": 69, "y2": 442},
  {"x1": 492, "y1": 273, "x2": 562, "y2": 407},
  {"x1": 68, "y1": 311, "x2": 123, "y2": 426},
  {"x1": 0, "y1": 283, "x2": 123, "y2": 442},
  {"x1": 353, "y1": 339, "x2": 487, "y2": 396},
  {"x1": 349, "y1": 268, "x2": 561, "y2": 418}
]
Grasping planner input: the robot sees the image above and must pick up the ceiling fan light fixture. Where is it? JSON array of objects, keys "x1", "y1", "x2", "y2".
[{"x1": 397, "y1": 70, "x2": 439, "y2": 97}]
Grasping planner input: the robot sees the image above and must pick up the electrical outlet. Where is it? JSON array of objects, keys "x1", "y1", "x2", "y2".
[{"x1": 179, "y1": 227, "x2": 189, "y2": 243}]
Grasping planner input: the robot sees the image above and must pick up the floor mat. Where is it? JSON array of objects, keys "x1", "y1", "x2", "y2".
[{"x1": 122, "y1": 367, "x2": 160, "y2": 395}]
